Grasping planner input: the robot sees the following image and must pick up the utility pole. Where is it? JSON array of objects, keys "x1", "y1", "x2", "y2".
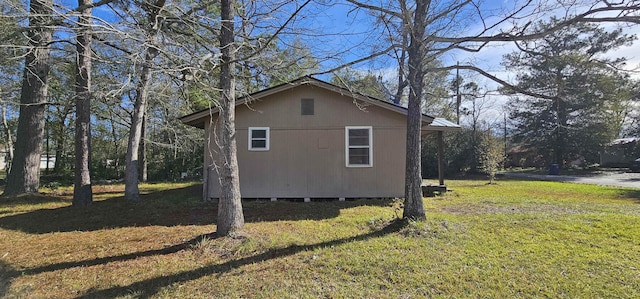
[
  {"x1": 503, "y1": 111, "x2": 507, "y2": 159},
  {"x1": 45, "y1": 115, "x2": 50, "y2": 175},
  {"x1": 456, "y1": 62, "x2": 461, "y2": 125}
]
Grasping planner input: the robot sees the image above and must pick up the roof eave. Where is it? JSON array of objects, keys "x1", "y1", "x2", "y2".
[
  {"x1": 422, "y1": 117, "x2": 462, "y2": 133},
  {"x1": 179, "y1": 76, "x2": 444, "y2": 128},
  {"x1": 422, "y1": 126, "x2": 463, "y2": 132}
]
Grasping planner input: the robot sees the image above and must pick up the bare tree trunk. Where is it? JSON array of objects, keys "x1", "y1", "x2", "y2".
[
  {"x1": 53, "y1": 107, "x2": 71, "y2": 174},
  {"x1": 1, "y1": 103, "x2": 14, "y2": 173},
  {"x1": 73, "y1": 0, "x2": 93, "y2": 206},
  {"x1": 45, "y1": 120, "x2": 50, "y2": 175},
  {"x1": 3, "y1": 0, "x2": 53, "y2": 196},
  {"x1": 555, "y1": 98, "x2": 567, "y2": 166},
  {"x1": 402, "y1": 0, "x2": 428, "y2": 220},
  {"x1": 124, "y1": 53, "x2": 153, "y2": 201},
  {"x1": 53, "y1": 133, "x2": 64, "y2": 173},
  {"x1": 124, "y1": 0, "x2": 165, "y2": 201},
  {"x1": 393, "y1": 36, "x2": 408, "y2": 105},
  {"x1": 108, "y1": 110, "x2": 120, "y2": 177},
  {"x1": 553, "y1": 69, "x2": 566, "y2": 167},
  {"x1": 216, "y1": 0, "x2": 244, "y2": 236},
  {"x1": 138, "y1": 114, "x2": 147, "y2": 182}
]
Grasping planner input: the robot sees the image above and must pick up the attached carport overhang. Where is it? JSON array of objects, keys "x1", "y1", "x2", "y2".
[
  {"x1": 422, "y1": 117, "x2": 462, "y2": 133},
  {"x1": 421, "y1": 117, "x2": 462, "y2": 187}
]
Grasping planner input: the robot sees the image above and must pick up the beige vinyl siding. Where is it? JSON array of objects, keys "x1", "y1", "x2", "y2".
[{"x1": 204, "y1": 85, "x2": 407, "y2": 199}]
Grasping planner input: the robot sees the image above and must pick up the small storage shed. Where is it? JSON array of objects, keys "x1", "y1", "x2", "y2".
[{"x1": 181, "y1": 77, "x2": 460, "y2": 200}]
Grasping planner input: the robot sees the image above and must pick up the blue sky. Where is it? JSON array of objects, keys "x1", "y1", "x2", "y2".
[
  {"x1": 65, "y1": 0, "x2": 637, "y2": 82},
  {"x1": 297, "y1": 0, "x2": 639, "y2": 124},
  {"x1": 51, "y1": 0, "x2": 639, "y2": 119},
  {"x1": 308, "y1": 1, "x2": 638, "y2": 73}
]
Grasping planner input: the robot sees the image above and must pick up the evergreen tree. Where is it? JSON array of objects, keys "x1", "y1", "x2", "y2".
[
  {"x1": 3, "y1": 0, "x2": 53, "y2": 196},
  {"x1": 503, "y1": 20, "x2": 637, "y2": 165}
]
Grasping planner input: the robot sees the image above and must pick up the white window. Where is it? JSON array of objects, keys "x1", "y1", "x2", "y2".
[
  {"x1": 248, "y1": 127, "x2": 270, "y2": 151},
  {"x1": 345, "y1": 126, "x2": 372, "y2": 167}
]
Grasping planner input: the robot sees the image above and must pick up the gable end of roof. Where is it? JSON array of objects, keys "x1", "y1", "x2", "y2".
[{"x1": 179, "y1": 76, "x2": 460, "y2": 132}]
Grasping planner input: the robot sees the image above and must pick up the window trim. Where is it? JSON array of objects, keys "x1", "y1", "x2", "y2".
[
  {"x1": 345, "y1": 126, "x2": 373, "y2": 167},
  {"x1": 248, "y1": 127, "x2": 270, "y2": 151}
]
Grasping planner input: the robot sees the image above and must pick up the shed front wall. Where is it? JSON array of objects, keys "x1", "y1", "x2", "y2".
[{"x1": 204, "y1": 84, "x2": 407, "y2": 199}]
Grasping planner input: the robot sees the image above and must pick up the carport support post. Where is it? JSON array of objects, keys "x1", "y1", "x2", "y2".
[{"x1": 438, "y1": 131, "x2": 444, "y2": 186}]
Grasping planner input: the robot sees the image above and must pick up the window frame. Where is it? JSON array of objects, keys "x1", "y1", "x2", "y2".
[
  {"x1": 345, "y1": 126, "x2": 373, "y2": 167},
  {"x1": 248, "y1": 127, "x2": 270, "y2": 151}
]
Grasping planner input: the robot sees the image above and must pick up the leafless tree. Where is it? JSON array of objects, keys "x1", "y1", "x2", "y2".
[
  {"x1": 213, "y1": 0, "x2": 314, "y2": 235},
  {"x1": 123, "y1": 0, "x2": 166, "y2": 201},
  {"x1": 0, "y1": 1, "x2": 21, "y2": 175},
  {"x1": 214, "y1": 0, "x2": 244, "y2": 236},
  {"x1": 73, "y1": 0, "x2": 94, "y2": 206},
  {"x1": 343, "y1": 0, "x2": 639, "y2": 219}
]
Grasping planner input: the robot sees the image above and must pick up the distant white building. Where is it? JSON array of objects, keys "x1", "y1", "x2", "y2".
[
  {"x1": 40, "y1": 155, "x2": 56, "y2": 169},
  {"x1": 0, "y1": 151, "x2": 6, "y2": 170},
  {"x1": 0, "y1": 151, "x2": 57, "y2": 171}
]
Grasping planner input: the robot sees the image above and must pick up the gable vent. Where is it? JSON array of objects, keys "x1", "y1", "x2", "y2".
[{"x1": 301, "y1": 98, "x2": 314, "y2": 115}]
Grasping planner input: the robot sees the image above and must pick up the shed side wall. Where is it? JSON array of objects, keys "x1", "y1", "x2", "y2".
[{"x1": 205, "y1": 84, "x2": 407, "y2": 199}]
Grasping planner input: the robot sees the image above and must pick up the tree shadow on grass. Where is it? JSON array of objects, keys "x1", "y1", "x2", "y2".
[
  {"x1": 620, "y1": 189, "x2": 640, "y2": 202},
  {"x1": 64, "y1": 219, "x2": 406, "y2": 299},
  {"x1": 10, "y1": 220, "x2": 404, "y2": 297},
  {"x1": 0, "y1": 259, "x2": 16, "y2": 298},
  {"x1": 0, "y1": 185, "x2": 394, "y2": 234},
  {"x1": 0, "y1": 193, "x2": 70, "y2": 206},
  {"x1": 20, "y1": 232, "x2": 219, "y2": 277}
]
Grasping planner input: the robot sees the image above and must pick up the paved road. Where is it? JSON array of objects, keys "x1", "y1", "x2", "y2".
[{"x1": 503, "y1": 171, "x2": 640, "y2": 189}]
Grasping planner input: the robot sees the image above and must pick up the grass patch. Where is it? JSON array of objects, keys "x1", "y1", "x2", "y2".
[{"x1": 0, "y1": 180, "x2": 639, "y2": 298}]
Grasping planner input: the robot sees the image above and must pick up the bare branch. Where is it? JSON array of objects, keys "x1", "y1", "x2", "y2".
[
  {"x1": 433, "y1": 4, "x2": 640, "y2": 43},
  {"x1": 311, "y1": 44, "x2": 397, "y2": 75},
  {"x1": 345, "y1": 0, "x2": 402, "y2": 18},
  {"x1": 434, "y1": 64, "x2": 558, "y2": 101},
  {"x1": 72, "y1": 0, "x2": 116, "y2": 12},
  {"x1": 230, "y1": 0, "x2": 312, "y2": 64}
]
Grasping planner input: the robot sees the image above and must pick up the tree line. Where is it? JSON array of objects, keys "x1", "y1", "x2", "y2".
[{"x1": 1, "y1": 0, "x2": 638, "y2": 236}]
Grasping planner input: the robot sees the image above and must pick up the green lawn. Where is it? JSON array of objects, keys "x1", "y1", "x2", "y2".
[{"x1": 0, "y1": 180, "x2": 639, "y2": 298}]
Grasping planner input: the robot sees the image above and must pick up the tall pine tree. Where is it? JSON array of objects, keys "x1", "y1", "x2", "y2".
[
  {"x1": 3, "y1": 0, "x2": 53, "y2": 196},
  {"x1": 503, "y1": 20, "x2": 637, "y2": 165}
]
